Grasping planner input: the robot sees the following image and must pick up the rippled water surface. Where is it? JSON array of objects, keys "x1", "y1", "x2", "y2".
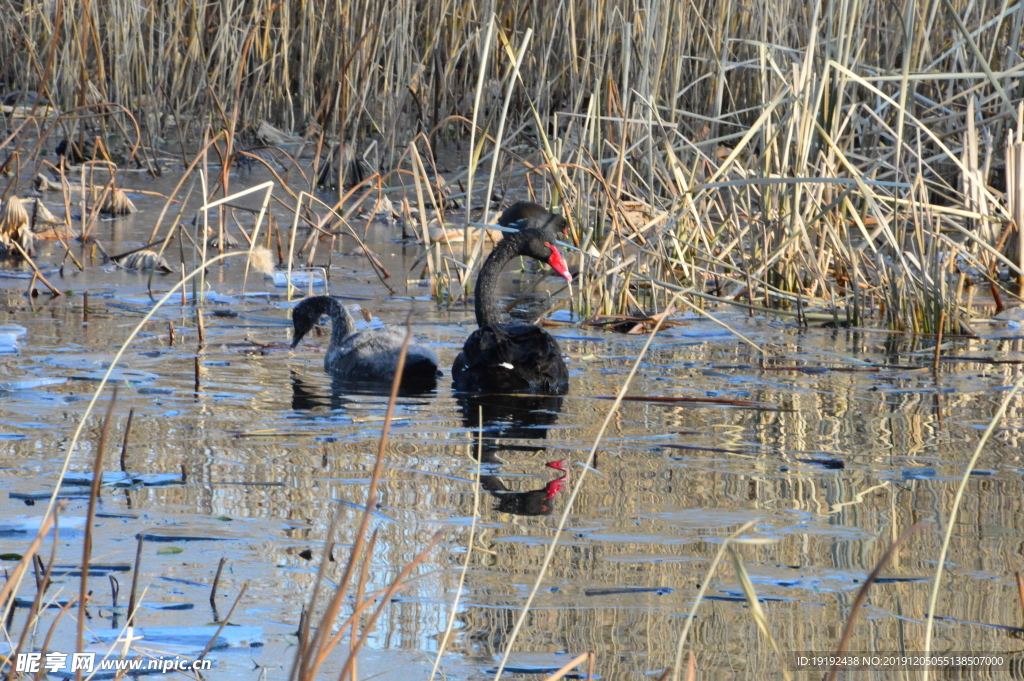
[{"x1": 4, "y1": 169, "x2": 1024, "y2": 679}]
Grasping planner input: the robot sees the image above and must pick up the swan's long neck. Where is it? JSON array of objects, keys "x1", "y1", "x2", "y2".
[
  {"x1": 325, "y1": 297, "x2": 356, "y2": 346},
  {"x1": 475, "y1": 232, "x2": 525, "y2": 327}
]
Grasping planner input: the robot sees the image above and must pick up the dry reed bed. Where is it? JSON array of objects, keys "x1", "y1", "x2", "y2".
[{"x1": 1, "y1": 0, "x2": 1023, "y2": 332}]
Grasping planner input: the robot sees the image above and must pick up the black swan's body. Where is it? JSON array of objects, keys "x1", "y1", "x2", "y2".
[
  {"x1": 291, "y1": 296, "x2": 439, "y2": 391},
  {"x1": 452, "y1": 228, "x2": 572, "y2": 394},
  {"x1": 497, "y1": 202, "x2": 567, "y2": 235}
]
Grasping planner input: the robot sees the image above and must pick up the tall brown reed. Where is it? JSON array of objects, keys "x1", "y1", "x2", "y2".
[{"x1": 4, "y1": 0, "x2": 1022, "y2": 330}]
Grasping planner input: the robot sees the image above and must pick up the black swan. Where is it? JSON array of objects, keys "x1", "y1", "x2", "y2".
[
  {"x1": 452, "y1": 227, "x2": 572, "y2": 394},
  {"x1": 290, "y1": 296, "x2": 440, "y2": 391},
  {"x1": 497, "y1": 202, "x2": 568, "y2": 235}
]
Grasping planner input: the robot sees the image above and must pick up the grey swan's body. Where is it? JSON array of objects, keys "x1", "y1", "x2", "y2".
[
  {"x1": 497, "y1": 202, "x2": 567, "y2": 235},
  {"x1": 452, "y1": 227, "x2": 572, "y2": 394},
  {"x1": 290, "y1": 296, "x2": 440, "y2": 391}
]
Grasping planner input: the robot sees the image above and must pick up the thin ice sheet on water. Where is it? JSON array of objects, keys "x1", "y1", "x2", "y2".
[
  {"x1": 484, "y1": 652, "x2": 592, "y2": 676},
  {"x1": 9, "y1": 488, "x2": 92, "y2": 501},
  {"x1": 71, "y1": 368, "x2": 159, "y2": 383},
  {"x1": 89, "y1": 625, "x2": 263, "y2": 651},
  {"x1": 46, "y1": 563, "x2": 132, "y2": 577},
  {"x1": 135, "y1": 528, "x2": 237, "y2": 542},
  {"x1": 0, "y1": 269, "x2": 58, "y2": 279},
  {"x1": 115, "y1": 290, "x2": 238, "y2": 306},
  {"x1": 0, "y1": 377, "x2": 67, "y2": 391},
  {"x1": 0, "y1": 515, "x2": 87, "y2": 536},
  {"x1": 41, "y1": 627, "x2": 261, "y2": 678},
  {"x1": 62, "y1": 471, "x2": 184, "y2": 488},
  {"x1": 36, "y1": 354, "x2": 113, "y2": 369},
  {"x1": 271, "y1": 270, "x2": 326, "y2": 288},
  {"x1": 0, "y1": 323, "x2": 26, "y2": 353},
  {"x1": 138, "y1": 602, "x2": 195, "y2": 611}
]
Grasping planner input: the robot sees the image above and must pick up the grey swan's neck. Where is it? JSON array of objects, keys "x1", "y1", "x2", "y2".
[
  {"x1": 475, "y1": 231, "x2": 530, "y2": 327},
  {"x1": 326, "y1": 298, "x2": 356, "y2": 347},
  {"x1": 306, "y1": 296, "x2": 357, "y2": 346}
]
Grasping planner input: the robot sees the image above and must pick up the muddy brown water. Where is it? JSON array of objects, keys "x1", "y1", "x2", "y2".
[{"x1": 4, "y1": 166, "x2": 1024, "y2": 679}]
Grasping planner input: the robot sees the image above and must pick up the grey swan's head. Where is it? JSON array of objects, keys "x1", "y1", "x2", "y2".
[{"x1": 290, "y1": 295, "x2": 347, "y2": 348}]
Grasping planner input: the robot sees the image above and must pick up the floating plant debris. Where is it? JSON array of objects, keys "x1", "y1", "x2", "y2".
[
  {"x1": 98, "y1": 187, "x2": 138, "y2": 215},
  {"x1": 0, "y1": 196, "x2": 33, "y2": 257},
  {"x1": 157, "y1": 546, "x2": 185, "y2": 555},
  {"x1": 136, "y1": 530, "x2": 237, "y2": 542},
  {"x1": 795, "y1": 457, "x2": 845, "y2": 470},
  {"x1": 45, "y1": 563, "x2": 131, "y2": 577},
  {"x1": 583, "y1": 586, "x2": 674, "y2": 596},
  {"x1": 117, "y1": 249, "x2": 170, "y2": 272}
]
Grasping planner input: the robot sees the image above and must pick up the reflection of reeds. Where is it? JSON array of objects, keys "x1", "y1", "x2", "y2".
[
  {"x1": 289, "y1": 323, "x2": 442, "y2": 681},
  {"x1": 492, "y1": 295, "x2": 681, "y2": 680},
  {"x1": 921, "y1": 374, "x2": 1024, "y2": 681},
  {"x1": 0, "y1": 210, "x2": 285, "y2": 677}
]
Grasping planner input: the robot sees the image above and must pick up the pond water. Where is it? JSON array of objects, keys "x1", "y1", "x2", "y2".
[{"x1": 3, "y1": 165, "x2": 1024, "y2": 680}]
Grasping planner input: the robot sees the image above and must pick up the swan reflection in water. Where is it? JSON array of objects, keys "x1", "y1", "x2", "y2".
[
  {"x1": 289, "y1": 377, "x2": 570, "y2": 517},
  {"x1": 481, "y1": 460, "x2": 568, "y2": 516},
  {"x1": 458, "y1": 392, "x2": 569, "y2": 517},
  {"x1": 289, "y1": 371, "x2": 436, "y2": 412}
]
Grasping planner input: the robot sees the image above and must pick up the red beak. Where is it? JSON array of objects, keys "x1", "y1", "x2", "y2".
[{"x1": 545, "y1": 243, "x2": 572, "y2": 282}]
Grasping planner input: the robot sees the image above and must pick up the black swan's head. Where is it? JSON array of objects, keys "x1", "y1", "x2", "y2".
[
  {"x1": 290, "y1": 296, "x2": 337, "y2": 348},
  {"x1": 515, "y1": 228, "x2": 572, "y2": 283},
  {"x1": 498, "y1": 202, "x2": 568, "y2": 235}
]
